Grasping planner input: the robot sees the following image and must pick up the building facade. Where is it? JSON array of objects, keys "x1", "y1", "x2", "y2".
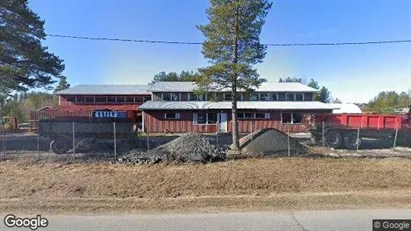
[
  {"x1": 139, "y1": 82, "x2": 335, "y2": 133},
  {"x1": 31, "y1": 81, "x2": 336, "y2": 133}
]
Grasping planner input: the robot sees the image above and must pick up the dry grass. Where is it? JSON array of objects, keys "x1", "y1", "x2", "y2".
[{"x1": 1, "y1": 157, "x2": 411, "y2": 212}]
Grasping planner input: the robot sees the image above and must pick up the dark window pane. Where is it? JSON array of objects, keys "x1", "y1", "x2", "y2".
[
  {"x1": 296, "y1": 93, "x2": 304, "y2": 101},
  {"x1": 197, "y1": 113, "x2": 207, "y2": 124},
  {"x1": 116, "y1": 97, "x2": 125, "y2": 103},
  {"x1": 198, "y1": 94, "x2": 206, "y2": 101},
  {"x1": 171, "y1": 93, "x2": 180, "y2": 101},
  {"x1": 107, "y1": 96, "x2": 116, "y2": 103},
  {"x1": 244, "y1": 113, "x2": 254, "y2": 119},
  {"x1": 143, "y1": 97, "x2": 150, "y2": 102},
  {"x1": 304, "y1": 93, "x2": 313, "y2": 101},
  {"x1": 224, "y1": 93, "x2": 232, "y2": 101},
  {"x1": 162, "y1": 93, "x2": 171, "y2": 101},
  {"x1": 293, "y1": 113, "x2": 303, "y2": 124},
  {"x1": 286, "y1": 93, "x2": 295, "y2": 101},
  {"x1": 255, "y1": 113, "x2": 266, "y2": 119},
  {"x1": 95, "y1": 96, "x2": 106, "y2": 103},
  {"x1": 189, "y1": 93, "x2": 197, "y2": 101},
  {"x1": 207, "y1": 92, "x2": 216, "y2": 101},
  {"x1": 85, "y1": 96, "x2": 94, "y2": 103},
  {"x1": 259, "y1": 93, "x2": 269, "y2": 101},
  {"x1": 208, "y1": 113, "x2": 217, "y2": 123},
  {"x1": 237, "y1": 113, "x2": 245, "y2": 119},
  {"x1": 135, "y1": 97, "x2": 143, "y2": 103},
  {"x1": 282, "y1": 113, "x2": 292, "y2": 123},
  {"x1": 278, "y1": 93, "x2": 286, "y2": 101},
  {"x1": 125, "y1": 97, "x2": 134, "y2": 103},
  {"x1": 76, "y1": 96, "x2": 85, "y2": 103},
  {"x1": 250, "y1": 93, "x2": 258, "y2": 101},
  {"x1": 66, "y1": 96, "x2": 75, "y2": 102},
  {"x1": 165, "y1": 113, "x2": 179, "y2": 119},
  {"x1": 236, "y1": 93, "x2": 243, "y2": 101},
  {"x1": 271, "y1": 93, "x2": 278, "y2": 101}
]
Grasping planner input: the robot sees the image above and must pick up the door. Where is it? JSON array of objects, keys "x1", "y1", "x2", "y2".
[{"x1": 217, "y1": 113, "x2": 228, "y2": 133}]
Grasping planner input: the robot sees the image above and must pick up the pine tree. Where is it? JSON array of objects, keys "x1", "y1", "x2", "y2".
[
  {"x1": 54, "y1": 76, "x2": 70, "y2": 93},
  {"x1": 197, "y1": 0, "x2": 272, "y2": 151},
  {"x1": 0, "y1": 0, "x2": 65, "y2": 92}
]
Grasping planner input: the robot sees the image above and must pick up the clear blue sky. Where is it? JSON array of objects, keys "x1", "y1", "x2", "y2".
[{"x1": 29, "y1": 0, "x2": 411, "y2": 103}]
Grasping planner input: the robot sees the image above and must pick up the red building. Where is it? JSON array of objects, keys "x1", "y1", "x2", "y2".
[
  {"x1": 32, "y1": 81, "x2": 335, "y2": 133},
  {"x1": 31, "y1": 85, "x2": 151, "y2": 126},
  {"x1": 139, "y1": 82, "x2": 335, "y2": 133}
]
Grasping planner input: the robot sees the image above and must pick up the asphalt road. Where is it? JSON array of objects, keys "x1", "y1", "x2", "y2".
[{"x1": 1, "y1": 209, "x2": 410, "y2": 231}]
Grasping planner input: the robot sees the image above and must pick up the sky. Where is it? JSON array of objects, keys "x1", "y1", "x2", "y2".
[{"x1": 29, "y1": 0, "x2": 411, "y2": 103}]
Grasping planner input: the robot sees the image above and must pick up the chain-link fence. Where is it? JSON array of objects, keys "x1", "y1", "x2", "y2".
[{"x1": 1, "y1": 119, "x2": 410, "y2": 160}]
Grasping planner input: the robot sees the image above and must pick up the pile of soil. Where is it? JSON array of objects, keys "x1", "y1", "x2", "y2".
[
  {"x1": 118, "y1": 133, "x2": 225, "y2": 164},
  {"x1": 239, "y1": 128, "x2": 309, "y2": 157}
]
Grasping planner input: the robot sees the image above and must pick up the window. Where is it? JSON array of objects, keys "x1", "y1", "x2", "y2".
[
  {"x1": 281, "y1": 113, "x2": 303, "y2": 124},
  {"x1": 107, "y1": 96, "x2": 116, "y2": 103},
  {"x1": 224, "y1": 93, "x2": 232, "y2": 101},
  {"x1": 278, "y1": 93, "x2": 286, "y2": 101},
  {"x1": 116, "y1": 97, "x2": 125, "y2": 103},
  {"x1": 95, "y1": 96, "x2": 106, "y2": 103},
  {"x1": 193, "y1": 113, "x2": 217, "y2": 124},
  {"x1": 295, "y1": 93, "x2": 304, "y2": 101},
  {"x1": 135, "y1": 97, "x2": 143, "y2": 103},
  {"x1": 85, "y1": 96, "x2": 95, "y2": 103},
  {"x1": 164, "y1": 112, "x2": 180, "y2": 119},
  {"x1": 65, "y1": 96, "x2": 75, "y2": 102},
  {"x1": 271, "y1": 93, "x2": 278, "y2": 101},
  {"x1": 143, "y1": 97, "x2": 150, "y2": 102},
  {"x1": 259, "y1": 93, "x2": 269, "y2": 101},
  {"x1": 250, "y1": 93, "x2": 258, "y2": 101},
  {"x1": 207, "y1": 92, "x2": 216, "y2": 101},
  {"x1": 162, "y1": 93, "x2": 180, "y2": 101},
  {"x1": 75, "y1": 96, "x2": 85, "y2": 103},
  {"x1": 286, "y1": 93, "x2": 295, "y2": 101},
  {"x1": 125, "y1": 96, "x2": 134, "y2": 103},
  {"x1": 304, "y1": 93, "x2": 313, "y2": 101},
  {"x1": 189, "y1": 93, "x2": 207, "y2": 101},
  {"x1": 238, "y1": 113, "x2": 270, "y2": 119},
  {"x1": 236, "y1": 93, "x2": 243, "y2": 101},
  {"x1": 208, "y1": 113, "x2": 217, "y2": 123}
]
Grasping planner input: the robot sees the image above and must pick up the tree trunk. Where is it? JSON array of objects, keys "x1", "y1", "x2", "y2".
[{"x1": 231, "y1": 2, "x2": 240, "y2": 151}]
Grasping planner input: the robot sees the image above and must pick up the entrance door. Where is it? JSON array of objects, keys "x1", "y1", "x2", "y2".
[{"x1": 217, "y1": 113, "x2": 228, "y2": 132}]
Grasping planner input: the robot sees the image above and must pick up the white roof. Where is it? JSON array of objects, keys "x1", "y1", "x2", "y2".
[
  {"x1": 149, "y1": 81, "x2": 318, "y2": 93},
  {"x1": 328, "y1": 103, "x2": 363, "y2": 114},
  {"x1": 56, "y1": 85, "x2": 150, "y2": 95},
  {"x1": 140, "y1": 101, "x2": 336, "y2": 110}
]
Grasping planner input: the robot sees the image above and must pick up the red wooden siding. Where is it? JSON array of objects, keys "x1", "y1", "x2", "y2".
[{"x1": 143, "y1": 110, "x2": 331, "y2": 134}]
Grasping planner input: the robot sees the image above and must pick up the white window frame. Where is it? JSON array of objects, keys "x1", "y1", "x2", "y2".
[
  {"x1": 281, "y1": 112, "x2": 303, "y2": 124},
  {"x1": 164, "y1": 112, "x2": 181, "y2": 119},
  {"x1": 193, "y1": 112, "x2": 217, "y2": 124},
  {"x1": 238, "y1": 112, "x2": 270, "y2": 119},
  {"x1": 285, "y1": 93, "x2": 296, "y2": 101}
]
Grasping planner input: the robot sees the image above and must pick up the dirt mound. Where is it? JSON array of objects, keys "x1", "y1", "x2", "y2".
[
  {"x1": 118, "y1": 133, "x2": 225, "y2": 164},
  {"x1": 239, "y1": 128, "x2": 309, "y2": 156}
]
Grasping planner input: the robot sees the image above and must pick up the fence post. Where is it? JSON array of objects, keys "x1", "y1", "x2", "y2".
[
  {"x1": 146, "y1": 118, "x2": 150, "y2": 151},
  {"x1": 321, "y1": 121, "x2": 325, "y2": 147},
  {"x1": 393, "y1": 124, "x2": 399, "y2": 151},
  {"x1": 356, "y1": 126, "x2": 360, "y2": 151},
  {"x1": 113, "y1": 122, "x2": 117, "y2": 159},
  {"x1": 2, "y1": 125, "x2": 5, "y2": 158},
  {"x1": 37, "y1": 127, "x2": 40, "y2": 157},
  {"x1": 287, "y1": 124, "x2": 291, "y2": 157},
  {"x1": 72, "y1": 122, "x2": 75, "y2": 154}
]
